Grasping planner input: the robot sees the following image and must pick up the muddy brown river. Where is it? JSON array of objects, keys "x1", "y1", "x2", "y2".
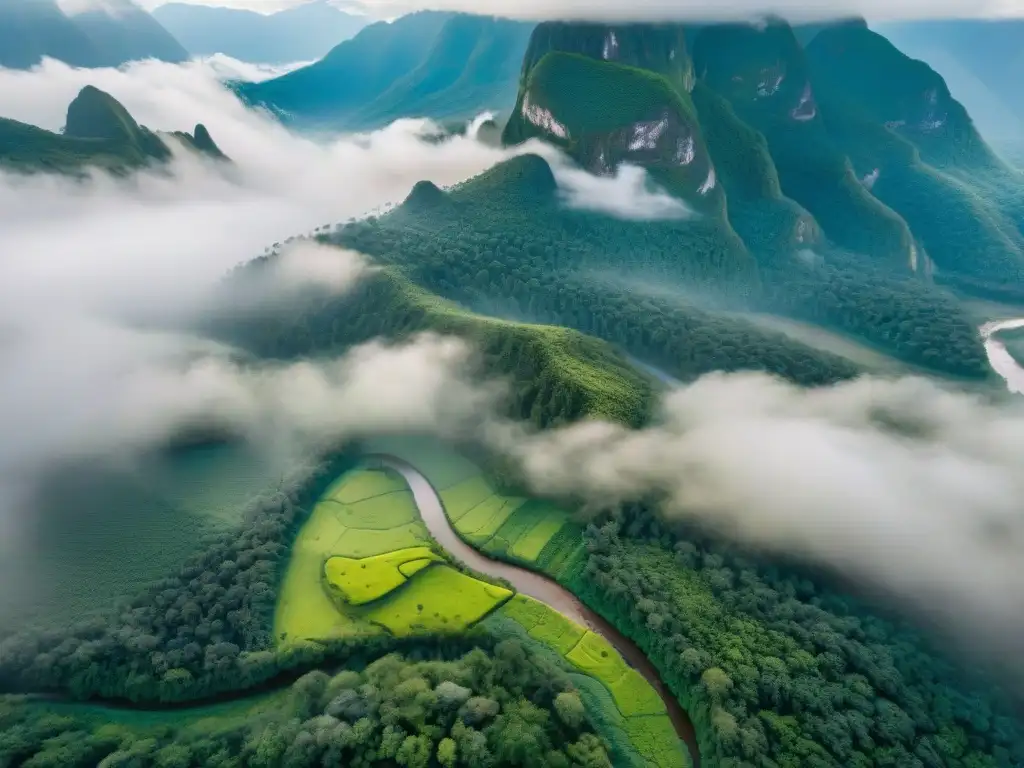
[{"x1": 377, "y1": 455, "x2": 701, "y2": 768}]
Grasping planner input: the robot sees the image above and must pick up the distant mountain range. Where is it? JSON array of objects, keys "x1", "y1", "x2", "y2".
[
  {"x1": 237, "y1": 12, "x2": 535, "y2": 130},
  {"x1": 152, "y1": 1, "x2": 369, "y2": 64},
  {"x1": 0, "y1": 84, "x2": 225, "y2": 174},
  {"x1": 871, "y1": 19, "x2": 1024, "y2": 146},
  {"x1": 0, "y1": 0, "x2": 187, "y2": 69}
]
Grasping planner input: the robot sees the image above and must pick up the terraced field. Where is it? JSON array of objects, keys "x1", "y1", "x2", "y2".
[
  {"x1": 274, "y1": 452, "x2": 688, "y2": 766},
  {"x1": 495, "y1": 595, "x2": 687, "y2": 768},
  {"x1": 364, "y1": 435, "x2": 583, "y2": 578}
]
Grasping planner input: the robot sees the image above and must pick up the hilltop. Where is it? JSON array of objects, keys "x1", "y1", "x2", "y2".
[
  {"x1": 0, "y1": 85, "x2": 226, "y2": 174},
  {"x1": 237, "y1": 12, "x2": 534, "y2": 131},
  {"x1": 153, "y1": 0, "x2": 367, "y2": 64},
  {"x1": 0, "y1": 0, "x2": 186, "y2": 70}
]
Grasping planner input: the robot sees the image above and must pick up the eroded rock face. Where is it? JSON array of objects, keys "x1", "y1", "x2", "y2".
[
  {"x1": 576, "y1": 108, "x2": 718, "y2": 198},
  {"x1": 693, "y1": 20, "x2": 820, "y2": 125},
  {"x1": 520, "y1": 21, "x2": 695, "y2": 92},
  {"x1": 804, "y1": 25, "x2": 993, "y2": 166}
]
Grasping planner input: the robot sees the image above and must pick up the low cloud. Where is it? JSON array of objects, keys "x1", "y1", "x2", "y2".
[
  {"x1": 553, "y1": 161, "x2": 694, "y2": 220},
  {"x1": 345, "y1": 0, "x2": 1024, "y2": 22},
  {"x1": 0, "y1": 55, "x2": 676, "y2": 623},
  {"x1": 487, "y1": 371, "x2": 1024, "y2": 666}
]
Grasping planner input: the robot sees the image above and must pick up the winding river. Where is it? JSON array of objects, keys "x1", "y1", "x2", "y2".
[
  {"x1": 378, "y1": 456, "x2": 701, "y2": 768},
  {"x1": 981, "y1": 318, "x2": 1024, "y2": 394}
]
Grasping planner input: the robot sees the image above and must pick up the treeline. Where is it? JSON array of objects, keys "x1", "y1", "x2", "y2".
[
  {"x1": 0, "y1": 642, "x2": 613, "y2": 768},
  {"x1": 212, "y1": 267, "x2": 653, "y2": 429},
  {"x1": 333, "y1": 220, "x2": 862, "y2": 387},
  {"x1": 569, "y1": 508, "x2": 1024, "y2": 768},
  {"x1": 334, "y1": 185, "x2": 989, "y2": 381},
  {"x1": 0, "y1": 452, "x2": 359, "y2": 703},
  {"x1": 758, "y1": 255, "x2": 990, "y2": 378}
]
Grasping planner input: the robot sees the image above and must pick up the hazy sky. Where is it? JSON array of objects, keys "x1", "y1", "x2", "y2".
[{"x1": 138, "y1": 0, "x2": 1024, "y2": 19}]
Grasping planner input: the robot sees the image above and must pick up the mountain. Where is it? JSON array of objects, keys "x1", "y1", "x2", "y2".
[
  {"x1": 0, "y1": 0, "x2": 187, "y2": 69},
  {"x1": 872, "y1": 18, "x2": 1024, "y2": 145},
  {"x1": 322, "y1": 17, "x2": 1023, "y2": 397},
  {"x1": 0, "y1": 0, "x2": 99, "y2": 69},
  {"x1": 0, "y1": 85, "x2": 225, "y2": 174},
  {"x1": 152, "y1": 1, "x2": 368, "y2": 64},
  {"x1": 237, "y1": 12, "x2": 535, "y2": 131}
]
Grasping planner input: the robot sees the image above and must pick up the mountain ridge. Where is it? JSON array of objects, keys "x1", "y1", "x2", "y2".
[
  {"x1": 153, "y1": 1, "x2": 368, "y2": 64},
  {"x1": 237, "y1": 12, "x2": 535, "y2": 131},
  {"x1": 0, "y1": 0, "x2": 187, "y2": 70},
  {"x1": 0, "y1": 85, "x2": 225, "y2": 174}
]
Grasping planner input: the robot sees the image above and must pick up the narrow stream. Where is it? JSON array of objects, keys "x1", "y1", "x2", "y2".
[
  {"x1": 377, "y1": 456, "x2": 701, "y2": 768},
  {"x1": 980, "y1": 318, "x2": 1024, "y2": 394}
]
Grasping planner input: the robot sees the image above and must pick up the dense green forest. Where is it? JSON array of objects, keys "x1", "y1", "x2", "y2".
[
  {"x1": 568, "y1": 509, "x2": 1024, "y2": 767},
  {"x1": 0, "y1": 643, "x2": 612, "y2": 768},
  {"x1": 326, "y1": 154, "x2": 988, "y2": 380},
  {"x1": 0, "y1": 86, "x2": 224, "y2": 174}
]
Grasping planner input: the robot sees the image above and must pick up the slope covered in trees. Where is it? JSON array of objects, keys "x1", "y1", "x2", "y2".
[
  {"x1": 0, "y1": 0, "x2": 186, "y2": 70},
  {"x1": 0, "y1": 86, "x2": 226, "y2": 174},
  {"x1": 237, "y1": 13, "x2": 534, "y2": 131},
  {"x1": 325, "y1": 152, "x2": 987, "y2": 380},
  {"x1": 487, "y1": 19, "x2": 1004, "y2": 377},
  {"x1": 153, "y1": 0, "x2": 367, "y2": 64},
  {"x1": 381, "y1": 438, "x2": 1024, "y2": 768}
]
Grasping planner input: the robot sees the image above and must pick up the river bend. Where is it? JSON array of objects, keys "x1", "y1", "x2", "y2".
[{"x1": 377, "y1": 455, "x2": 701, "y2": 768}]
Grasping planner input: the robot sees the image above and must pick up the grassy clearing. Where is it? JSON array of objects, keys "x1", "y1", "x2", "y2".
[
  {"x1": 324, "y1": 547, "x2": 442, "y2": 605},
  {"x1": 325, "y1": 470, "x2": 408, "y2": 504},
  {"x1": 364, "y1": 565, "x2": 513, "y2": 634},
  {"x1": 500, "y1": 594, "x2": 586, "y2": 655},
  {"x1": 439, "y1": 476, "x2": 496, "y2": 520},
  {"x1": 275, "y1": 467, "x2": 431, "y2": 643},
  {"x1": 496, "y1": 595, "x2": 688, "y2": 767},
  {"x1": 454, "y1": 494, "x2": 519, "y2": 535},
  {"x1": 277, "y1": 464, "x2": 515, "y2": 643},
  {"x1": 362, "y1": 435, "x2": 481, "y2": 490}
]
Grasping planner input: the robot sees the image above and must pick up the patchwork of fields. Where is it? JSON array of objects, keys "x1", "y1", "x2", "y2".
[
  {"x1": 498, "y1": 595, "x2": 687, "y2": 768},
  {"x1": 362, "y1": 435, "x2": 587, "y2": 581},
  {"x1": 273, "y1": 447, "x2": 688, "y2": 766}
]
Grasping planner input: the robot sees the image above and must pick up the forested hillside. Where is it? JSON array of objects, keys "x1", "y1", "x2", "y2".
[
  {"x1": 0, "y1": 0, "x2": 186, "y2": 69},
  {"x1": 237, "y1": 13, "x2": 534, "y2": 131},
  {"x1": 0, "y1": 86, "x2": 225, "y2": 174}
]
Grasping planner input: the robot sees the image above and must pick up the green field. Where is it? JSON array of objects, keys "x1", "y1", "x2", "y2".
[
  {"x1": 274, "y1": 466, "x2": 434, "y2": 643},
  {"x1": 364, "y1": 436, "x2": 578, "y2": 569},
  {"x1": 363, "y1": 565, "x2": 513, "y2": 634},
  {"x1": 276, "y1": 465, "x2": 514, "y2": 642},
  {"x1": 498, "y1": 595, "x2": 688, "y2": 767},
  {"x1": 324, "y1": 546, "x2": 442, "y2": 605}
]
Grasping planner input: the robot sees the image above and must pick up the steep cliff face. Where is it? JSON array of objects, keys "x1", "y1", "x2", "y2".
[
  {"x1": 692, "y1": 19, "x2": 915, "y2": 266},
  {"x1": 519, "y1": 22, "x2": 695, "y2": 94},
  {"x1": 693, "y1": 20, "x2": 820, "y2": 125},
  {"x1": 504, "y1": 38, "x2": 720, "y2": 210},
  {"x1": 806, "y1": 25, "x2": 997, "y2": 169},
  {"x1": 497, "y1": 16, "x2": 1024, "y2": 289}
]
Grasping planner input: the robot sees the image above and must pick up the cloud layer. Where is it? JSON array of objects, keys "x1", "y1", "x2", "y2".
[
  {"x1": 136, "y1": 0, "x2": 1024, "y2": 21},
  {"x1": 486, "y1": 371, "x2": 1024, "y2": 666}
]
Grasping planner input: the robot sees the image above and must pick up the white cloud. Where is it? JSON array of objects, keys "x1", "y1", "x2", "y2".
[
  {"x1": 139, "y1": 0, "x2": 1024, "y2": 21},
  {"x1": 486, "y1": 372, "x2": 1024, "y2": 666},
  {"x1": 0, "y1": 55, "x2": 684, "y2": 620},
  {"x1": 553, "y1": 161, "x2": 694, "y2": 220}
]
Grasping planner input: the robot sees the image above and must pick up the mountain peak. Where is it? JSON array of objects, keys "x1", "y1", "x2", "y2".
[
  {"x1": 64, "y1": 85, "x2": 140, "y2": 142},
  {"x1": 521, "y1": 21, "x2": 695, "y2": 94}
]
